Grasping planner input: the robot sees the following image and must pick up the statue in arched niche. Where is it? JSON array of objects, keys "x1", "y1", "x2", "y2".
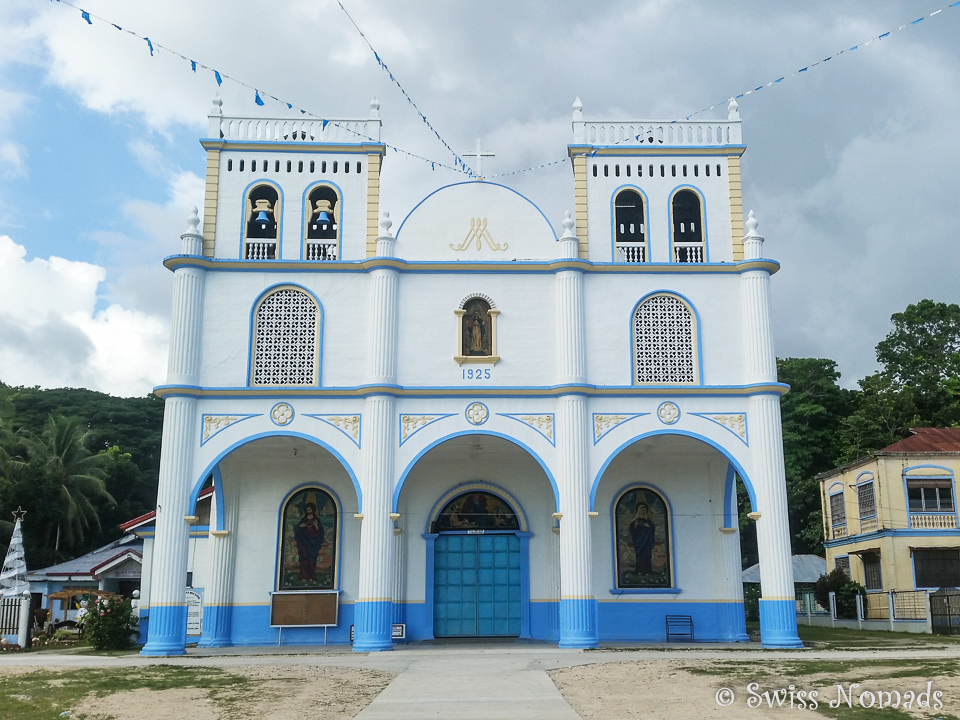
[{"x1": 462, "y1": 298, "x2": 492, "y2": 356}]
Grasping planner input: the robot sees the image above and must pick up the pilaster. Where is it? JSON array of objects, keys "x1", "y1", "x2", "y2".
[{"x1": 198, "y1": 472, "x2": 238, "y2": 648}]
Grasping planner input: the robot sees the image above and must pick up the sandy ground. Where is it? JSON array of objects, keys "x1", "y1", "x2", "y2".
[{"x1": 550, "y1": 659, "x2": 960, "y2": 720}]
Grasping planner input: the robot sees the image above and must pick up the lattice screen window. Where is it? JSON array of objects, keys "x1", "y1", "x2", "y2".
[
  {"x1": 857, "y1": 482, "x2": 877, "y2": 520},
  {"x1": 252, "y1": 289, "x2": 319, "y2": 385},
  {"x1": 829, "y1": 492, "x2": 846, "y2": 527},
  {"x1": 634, "y1": 295, "x2": 696, "y2": 384},
  {"x1": 835, "y1": 555, "x2": 851, "y2": 579}
]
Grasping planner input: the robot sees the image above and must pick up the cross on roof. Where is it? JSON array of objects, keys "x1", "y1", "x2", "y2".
[{"x1": 463, "y1": 138, "x2": 495, "y2": 179}]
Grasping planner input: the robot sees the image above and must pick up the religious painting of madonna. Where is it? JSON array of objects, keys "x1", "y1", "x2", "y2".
[
  {"x1": 278, "y1": 488, "x2": 338, "y2": 591},
  {"x1": 615, "y1": 487, "x2": 671, "y2": 588},
  {"x1": 433, "y1": 491, "x2": 519, "y2": 532}
]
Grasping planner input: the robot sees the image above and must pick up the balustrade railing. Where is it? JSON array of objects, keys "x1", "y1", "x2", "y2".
[
  {"x1": 215, "y1": 116, "x2": 381, "y2": 143},
  {"x1": 831, "y1": 525, "x2": 847, "y2": 540},
  {"x1": 580, "y1": 120, "x2": 741, "y2": 146},
  {"x1": 674, "y1": 243, "x2": 704, "y2": 263},
  {"x1": 245, "y1": 241, "x2": 277, "y2": 260},
  {"x1": 910, "y1": 513, "x2": 958, "y2": 530},
  {"x1": 615, "y1": 243, "x2": 646, "y2": 263},
  {"x1": 305, "y1": 242, "x2": 339, "y2": 261},
  {"x1": 859, "y1": 517, "x2": 878, "y2": 534}
]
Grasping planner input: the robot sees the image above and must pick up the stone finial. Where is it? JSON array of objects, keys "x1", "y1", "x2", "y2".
[
  {"x1": 572, "y1": 97, "x2": 583, "y2": 121},
  {"x1": 185, "y1": 206, "x2": 201, "y2": 235},
  {"x1": 210, "y1": 93, "x2": 223, "y2": 115},
  {"x1": 744, "y1": 209, "x2": 759, "y2": 237},
  {"x1": 561, "y1": 210, "x2": 576, "y2": 239},
  {"x1": 379, "y1": 211, "x2": 393, "y2": 238},
  {"x1": 727, "y1": 97, "x2": 740, "y2": 120},
  {"x1": 742, "y1": 209, "x2": 764, "y2": 260},
  {"x1": 370, "y1": 97, "x2": 380, "y2": 119}
]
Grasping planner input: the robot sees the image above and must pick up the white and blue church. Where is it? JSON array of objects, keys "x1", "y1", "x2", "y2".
[{"x1": 137, "y1": 95, "x2": 803, "y2": 654}]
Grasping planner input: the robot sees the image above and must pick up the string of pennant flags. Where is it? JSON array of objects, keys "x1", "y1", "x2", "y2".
[
  {"x1": 54, "y1": 0, "x2": 472, "y2": 175},
  {"x1": 50, "y1": 0, "x2": 960, "y2": 181},
  {"x1": 488, "y1": 0, "x2": 960, "y2": 178}
]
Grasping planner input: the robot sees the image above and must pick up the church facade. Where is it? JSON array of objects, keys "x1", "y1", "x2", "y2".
[{"x1": 139, "y1": 96, "x2": 802, "y2": 654}]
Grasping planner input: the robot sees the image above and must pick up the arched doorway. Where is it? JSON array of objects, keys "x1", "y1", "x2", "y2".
[{"x1": 431, "y1": 489, "x2": 523, "y2": 637}]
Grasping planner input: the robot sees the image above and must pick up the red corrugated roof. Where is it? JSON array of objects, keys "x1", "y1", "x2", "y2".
[
  {"x1": 881, "y1": 428, "x2": 960, "y2": 453},
  {"x1": 119, "y1": 485, "x2": 215, "y2": 531}
]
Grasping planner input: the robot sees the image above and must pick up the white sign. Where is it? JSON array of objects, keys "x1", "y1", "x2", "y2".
[{"x1": 185, "y1": 589, "x2": 203, "y2": 637}]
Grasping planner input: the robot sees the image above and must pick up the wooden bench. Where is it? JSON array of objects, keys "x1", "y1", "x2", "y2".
[{"x1": 665, "y1": 615, "x2": 694, "y2": 642}]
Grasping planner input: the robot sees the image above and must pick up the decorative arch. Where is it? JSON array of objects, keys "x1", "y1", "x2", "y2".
[
  {"x1": 612, "y1": 187, "x2": 647, "y2": 263},
  {"x1": 455, "y1": 294, "x2": 500, "y2": 365},
  {"x1": 590, "y1": 429, "x2": 757, "y2": 513},
  {"x1": 632, "y1": 291, "x2": 699, "y2": 385},
  {"x1": 302, "y1": 182, "x2": 342, "y2": 261},
  {"x1": 393, "y1": 430, "x2": 559, "y2": 514},
  {"x1": 249, "y1": 284, "x2": 321, "y2": 386},
  {"x1": 276, "y1": 483, "x2": 340, "y2": 591},
  {"x1": 828, "y1": 481, "x2": 847, "y2": 528},
  {"x1": 242, "y1": 179, "x2": 283, "y2": 259},
  {"x1": 426, "y1": 482, "x2": 528, "y2": 534},
  {"x1": 188, "y1": 431, "x2": 362, "y2": 517},
  {"x1": 669, "y1": 186, "x2": 706, "y2": 263},
  {"x1": 612, "y1": 484, "x2": 673, "y2": 589}
]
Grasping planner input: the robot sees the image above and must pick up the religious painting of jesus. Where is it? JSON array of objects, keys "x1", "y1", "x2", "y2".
[
  {"x1": 279, "y1": 487, "x2": 338, "y2": 590},
  {"x1": 461, "y1": 298, "x2": 492, "y2": 356},
  {"x1": 615, "y1": 487, "x2": 671, "y2": 588}
]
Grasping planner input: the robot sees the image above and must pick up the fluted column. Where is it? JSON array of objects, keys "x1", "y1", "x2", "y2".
[
  {"x1": 715, "y1": 465, "x2": 749, "y2": 642},
  {"x1": 142, "y1": 209, "x2": 205, "y2": 656},
  {"x1": 740, "y1": 211, "x2": 801, "y2": 648},
  {"x1": 555, "y1": 212, "x2": 598, "y2": 648},
  {"x1": 198, "y1": 470, "x2": 238, "y2": 647},
  {"x1": 354, "y1": 216, "x2": 398, "y2": 651}
]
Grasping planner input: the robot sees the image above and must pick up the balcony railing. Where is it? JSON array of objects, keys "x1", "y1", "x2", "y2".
[
  {"x1": 306, "y1": 242, "x2": 339, "y2": 261},
  {"x1": 859, "y1": 517, "x2": 878, "y2": 534},
  {"x1": 831, "y1": 525, "x2": 847, "y2": 540},
  {"x1": 910, "y1": 513, "x2": 957, "y2": 530},
  {"x1": 615, "y1": 242, "x2": 646, "y2": 263},
  {"x1": 245, "y1": 241, "x2": 276, "y2": 260},
  {"x1": 674, "y1": 243, "x2": 704, "y2": 263}
]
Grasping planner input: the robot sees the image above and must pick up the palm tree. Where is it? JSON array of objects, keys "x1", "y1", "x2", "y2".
[{"x1": 21, "y1": 416, "x2": 115, "y2": 552}]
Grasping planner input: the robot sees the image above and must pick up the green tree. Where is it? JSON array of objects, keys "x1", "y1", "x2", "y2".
[
  {"x1": 875, "y1": 299, "x2": 960, "y2": 425},
  {"x1": 19, "y1": 416, "x2": 116, "y2": 553},
  {"x1": 776, "y1": 358, "x2": 852, "y2": 555}
]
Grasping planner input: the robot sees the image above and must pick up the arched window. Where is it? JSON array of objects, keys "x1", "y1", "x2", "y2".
[
  {"x1": 614, "y1": 189, "x2": 646, "y2": 263},
  {"x1": 277, "y1": 486, "x2": 338, "y2": 590},
  {"x1": 455, "y1": 294, "x2": 500, "y2": 365},
  {"x1": 671, "y1": 189, "x2": 704, "y2": 263},
  {"x1": 633, "y1": 294, "x2": 696, "y2": 384},
  {"x1": 252, "y1": 287, "x2": 319, "y2": 386},
  {"x1": 432, "y1": 491, "x2": 519, "y2": 533},
  {"x1": 615, "y1": 487, "x2": 671, "y2": 589},
  {"x1": 244, "y1": 184, "x2": 281, "y2": 260},
  {"x1": 304, "y1": 185, "x2": 340, "y2": 261}
]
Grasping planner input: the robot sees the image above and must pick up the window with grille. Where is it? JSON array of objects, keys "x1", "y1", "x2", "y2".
[
  {"x1": 835, "y1": 556, "x2": 850, "y2": 578},
  {"x1": 907, "y1": 477, "x2": 954, "y2": 512},
  {"x1": 252, "y1": 288, "x2": 319, "y2": 386},
  {"x1": 633, "y1": 295, "x2": 696, "y2": 384},
  {"x1": 862, "y1": 552, "x2": 882, "y2": 591},
  {"x1": 829, "y1": 491, "x2": 846, "y2": 527},
  {"x1": 914, "y1": 549, "x2": 960, "y2": 589},
  {"x1": 857, "y1": 482, "x2": 877, "y2": 519}
]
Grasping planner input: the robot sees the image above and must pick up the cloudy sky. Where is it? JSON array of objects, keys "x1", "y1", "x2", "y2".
[{"x1": 1, "y1": 0, "x2": 958, "y2": 396}]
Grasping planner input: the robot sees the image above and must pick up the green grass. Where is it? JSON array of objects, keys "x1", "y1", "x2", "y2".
[
  {"x1": 743, "y1": 620, "x2": 960, "y2": 650},
  {"x1": 0, "y1": 666, "x2": 251, "y2": 720}
]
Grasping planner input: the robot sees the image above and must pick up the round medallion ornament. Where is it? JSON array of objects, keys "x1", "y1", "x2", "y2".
[
  {"x1": 270, "y1": 402, "x2": 295, "y2": 426},
  {"x1": 657, "y1": 402, "x2": 680, "y2": 425},
  {"x1": 465, "y1": 402, "x2": 489, "y2": 425}
]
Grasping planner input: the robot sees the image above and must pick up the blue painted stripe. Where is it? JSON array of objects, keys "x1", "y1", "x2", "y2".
[
  {"x1": 559, "y1": 598, "x2": 599, "y2": 648},
  {"x1": 598, "y1": 601, "x2": 748, "y2": 642},
  {"x1": 140, "y1": 605, "x2": 187, "y2": 656},
  {"x1": 353, "y1": 600, "x2": 394, "y2": 651},
  {"x1": 759, "y1": 599, "x2": 803, "y2": 648}
]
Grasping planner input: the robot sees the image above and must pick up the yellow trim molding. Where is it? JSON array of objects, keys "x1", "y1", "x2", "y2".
[
  {"x1": 366, "y1": 152, "x2": 381, "y2": 257},
  {"x1": 728, "y1": 155, "x2": 744, "y2": 261},
  {"x1": 571, "y1": 153, "x2": 589, "y2": 258},
  {"x1": 202, "y1": 149, "x2": 220, "y2": 257}
]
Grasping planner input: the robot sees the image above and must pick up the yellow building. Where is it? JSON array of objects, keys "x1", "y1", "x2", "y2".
[{"x1": 818, "y1": 428, "x2": 960, "y2": 592}]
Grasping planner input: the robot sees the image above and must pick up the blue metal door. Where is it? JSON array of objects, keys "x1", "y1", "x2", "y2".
[{"x1": 434, "y1": 534, "x2": 521, "y2": 637}]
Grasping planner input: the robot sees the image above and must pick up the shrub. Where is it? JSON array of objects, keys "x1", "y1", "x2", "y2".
[
  {"x1": 84, "y1": 597, "x2": 138, "y2": 650},
  {"x1": 814, "y1": 569, "x2": 866, "y2": 619}
]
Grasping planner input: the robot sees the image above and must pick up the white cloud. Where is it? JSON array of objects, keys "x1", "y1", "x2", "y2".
[{"x1": 0, "y1": 235, "x2": 167, "y2": 396}]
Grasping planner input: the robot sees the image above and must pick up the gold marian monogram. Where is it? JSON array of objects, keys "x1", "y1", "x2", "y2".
[
  {"x1": 710, "y1": 414, "x2": 747, "y2": 440},
  {"x1": 450, "y1": 217, "x2": 508, "y2": 252},
  {"x1": 518, "y1": 415, "x2": 553, "y2": 440},
  {"x1": 401, "y1": 415, "x2": 440, "y2": 441},
  {"x1": 324, "y1": 415, "x2": 360, "y2": 440},
  {"x1": 203, "y1": 415, "x2": 239, "y2": 441},
  {"x1": 594, "y1": 415, "x2": 627, "y2": 441}
]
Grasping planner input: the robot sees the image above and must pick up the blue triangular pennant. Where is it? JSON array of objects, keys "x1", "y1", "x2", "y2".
[
  {"x1": 215, "y1": 71, "x2": 222, "y2": 86},
  {"x1": 81, "y1": 10, "x2": 92, "y2": 24},
  {"x1": 255, "y1": 90, "x2": 264, "y2": 106},
  {"x1": 145, "y1": 37, "x2": 154, "y2": 56},
  {"x1": 191, "y1": 60, "x2": 196, "y2": 72}
]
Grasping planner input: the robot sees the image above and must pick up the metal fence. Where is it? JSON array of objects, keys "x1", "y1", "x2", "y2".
[
  {"x1": 893, "y1": 590, "x2": 929, "y2": 620},
  {"x1": 930, "y1": 589, "x2": 960, "y2": 635},
  {"x1": 0, "y1": 597, "x2": 20, "y2": 634},
  {"x1": 795, "y1": 592, "x2": 829, "y2": 615},
  {"x1": 863, "y1": 592, "x2": 890, "y2": 620}
]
